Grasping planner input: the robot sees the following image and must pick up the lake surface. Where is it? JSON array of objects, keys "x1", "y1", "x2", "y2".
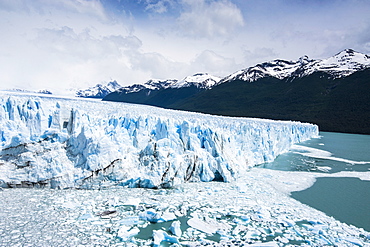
[
  {"x1": 260, "y1": 131, "x2": 370, "y2": 231},
  {"x1": 260, "y1": 131, "x2": 370, "y2": 173},
  {"x1": 291, "y1": 177, "x2": 370, "y2": 232}
]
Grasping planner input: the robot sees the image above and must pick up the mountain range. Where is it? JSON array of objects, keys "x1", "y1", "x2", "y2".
[
  {"x1": 102, "y1": 73, "x2": 221, "y2": 107},
  {"x1": 103, "y1": 49, "x2": 370, "y2": 134}
]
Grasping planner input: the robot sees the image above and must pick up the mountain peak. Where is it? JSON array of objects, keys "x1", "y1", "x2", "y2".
[
  {"x1": 173, "y1": 73, "x2": 221, "y2": 89},
  {"x1": 144, "y1": 79, "x2": 178, "y2": 90},
  {"x1": 222, "y1": 49, "x2": 370, "y2": 83},
  {"x1": 221, "y1": 57, "x2": 305, "y2": 83},
  {"x1": 76, "y1": 81, "x2": 122, "y2": 98},
  {"x1": 298, "y1": 55, "x2": 312, "y2": 65},
  {"x1": 333, "y1": 48, "x2": 364, "y2": 58},
  {"x1": 306, "y1": 49, "x2": 370, "y2": 77},
  {"x1": 346, "y1": 48, "x2": 355, "y2": 53},
  {"x1": 107, "y1": 80, "x2": 120, "y2": 88}
]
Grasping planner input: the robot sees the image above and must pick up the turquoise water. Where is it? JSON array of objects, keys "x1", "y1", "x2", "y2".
[
  {"x1": 260, "y1": 131, "x2": 370, "y2": 173},
  {"x1": 260, "y1": 132, "x2": 370, "y2": 231},
  {"x1": 291, "y1": 177, "x2": 370, "y2": 232}
]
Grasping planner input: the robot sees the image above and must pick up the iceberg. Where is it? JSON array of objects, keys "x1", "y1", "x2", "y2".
[
  {"x1": 169, "y1": 221, "x2": 182, "y2": 237},
  {"x1": 152, "y1": 230, "x2": 179, "y2": 246},
  {"x1": 0, "y1": 92, "x2": 319, "y2": 189},
  {"x1": 117, "y1": 226, "x2": 140, "y2": 241}
]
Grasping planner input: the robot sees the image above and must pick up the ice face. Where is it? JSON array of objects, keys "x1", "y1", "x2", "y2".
[{"x1": 0, "y1": 92, "x2": 319, "y2": 189}]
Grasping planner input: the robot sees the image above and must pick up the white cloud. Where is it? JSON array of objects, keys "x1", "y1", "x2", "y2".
[
  {"x1": 33, "y1": 26, "x2": 142, "y2": 61},
  {"x1": 129, "y1": 51, "x2": 186, "y2": 80},
  {"x1": 177, "y1": 0, "x2": 244, "y2": 39},
  {"x1": 0, "y1": 14, "x2": 182, "y2": 92},
  {"x1": 190, "y1": 50, "x2": 238, "y2": 77},
  {"x1": 144, "y1": 0, "x2": 175, "y2": 14},
  {"x1": 0, "y1": 27, "x2": 146, "y2": 93},
  {"x1": 57, "y1": 0, "x2": 107, "y2": 18},
  {"x1": 243, "y1": 48, "x2": 279, "y2": 66},
  {"x1": 0, "y1": 0, "x2": 140, "y2": 92},
  {"x1": 1, "y1": 0, "x2": 370, "y2": 94},
  {"x1": 0, "y1": 0, "x2": 107, "y2": 20}
]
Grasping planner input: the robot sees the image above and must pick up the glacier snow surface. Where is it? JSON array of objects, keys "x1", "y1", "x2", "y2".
[{"x1": 0, "y1": 92, "x2": 318, "y2": 189}]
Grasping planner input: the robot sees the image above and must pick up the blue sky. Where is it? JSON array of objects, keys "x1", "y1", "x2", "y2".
[{"x1": 1, "y1": 0, "x2": 370, "y2": 93}]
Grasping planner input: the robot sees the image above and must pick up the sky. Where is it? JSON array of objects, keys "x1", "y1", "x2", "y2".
[{"x1": 1, "y1": 0, "x2": 370, "y2": 94}]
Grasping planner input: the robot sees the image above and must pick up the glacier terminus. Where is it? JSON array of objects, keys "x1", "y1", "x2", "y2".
[{"x1": 0, "y1": 92, "x2": 318, "y2": 189}]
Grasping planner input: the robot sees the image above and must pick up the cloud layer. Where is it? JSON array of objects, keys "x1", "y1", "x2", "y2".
[
  {"x1": 0, "y1": 0, "x2": 370, "y2": 93},
  {"x1": 177, "y1": 0, "x2": 244, "y2": 38}
]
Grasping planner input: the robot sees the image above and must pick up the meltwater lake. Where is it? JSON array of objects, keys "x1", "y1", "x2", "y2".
[{"x1": 261, "y1": 131, "x2": 370, "y2": 232}]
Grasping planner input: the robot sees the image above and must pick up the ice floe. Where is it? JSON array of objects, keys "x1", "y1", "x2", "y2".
[
  {"x1": 292, "y1": 145, "x2": 370, "y2": 165},
  {"x1": 1, "y1": 168, "x2": 369, "y2": 246}
]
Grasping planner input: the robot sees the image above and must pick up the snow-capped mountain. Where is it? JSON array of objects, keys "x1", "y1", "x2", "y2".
[
  {"x1": 103, "y1": 73, "x2": 222, "y2": 108},
  {"x1": 4, "y1": 88, "x2": 53, "y2": 95},
  {"x1": 221, "y1": 49, "x2": 370, "y2": 83},
  {"x1": 302, "y1": 49, "x2": 370, "y2": 77},
  {"x1": 172, "y1": 73, "x2": 221, "y2": 89},
  {"x1": 221, "y1": 56, "x2": 313, "y2": 83},
  {"x1": 75, "y1": 80, "x2": 122, "y2": 98},
  {"x1": 116, "y1": 79, "x2": 178, "y2": 94},
  {"x1": 107, "y1": 49, "x2": 369, "y2": 98},
  {"x1": 114, "y1": 73, "x2": 221, "y2": 95}
]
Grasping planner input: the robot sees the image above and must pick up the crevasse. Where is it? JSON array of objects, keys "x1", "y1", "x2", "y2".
[{"x1": 0, "y1": 93, "x2": 319, "y2": 189}]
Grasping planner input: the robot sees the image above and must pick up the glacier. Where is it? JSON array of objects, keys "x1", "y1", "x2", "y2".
[
  {"x1": 0, "y1": 92, "x2": 318, "y2": 189},
  {"x1": 2, "y1": 92, "x2": 370, "y2": 246}
]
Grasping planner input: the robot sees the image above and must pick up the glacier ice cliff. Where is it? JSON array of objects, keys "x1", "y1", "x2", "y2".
[{"x1": 0, "y1": 92, "x2": 319, "y2": 189}]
